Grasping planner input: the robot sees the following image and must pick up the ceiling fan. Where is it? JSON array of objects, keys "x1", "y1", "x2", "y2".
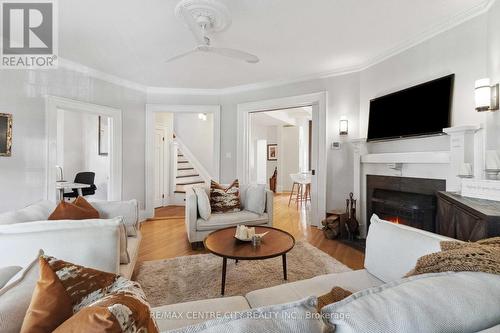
[{"x1": 166, "y1": 0, "x2": 259, "y2": 64}]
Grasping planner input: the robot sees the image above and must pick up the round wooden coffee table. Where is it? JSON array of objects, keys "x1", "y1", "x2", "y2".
[{"x1": 204, "y1": 226, "x2": 295, "y2": 295}]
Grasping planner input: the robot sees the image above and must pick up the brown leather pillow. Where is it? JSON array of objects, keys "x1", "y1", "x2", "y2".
[
  {"x1": 21, "y1": 255, "x2": 158, "y2": 333},
  {"x1": 48, "y1": 196, "x2": 100, "y2": 220}
]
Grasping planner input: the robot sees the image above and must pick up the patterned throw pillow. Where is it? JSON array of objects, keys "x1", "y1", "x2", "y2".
[
  {"x1": 21, "y1": 255, "x2": 158, "y2": 333},
  {"x1": 210, "y1": 180, "x2": 241, "y2": 213}
]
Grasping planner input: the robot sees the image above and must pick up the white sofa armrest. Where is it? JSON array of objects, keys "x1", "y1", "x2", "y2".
[
  {"x1": 364, "y1": 214, "x2": 456, "y2": 283},
  {"x1": 265, "y1": 190, "x2": 274, "y2": 226},
  {"x1": 89, "y1": 199, "x2": 139, "y2": 236},
  {"x1": 0, "y1": 220, "x2": 121, "y2": 273},
  {"x1": 185, "y1": 188, "x2": 198, "y2": 243}
]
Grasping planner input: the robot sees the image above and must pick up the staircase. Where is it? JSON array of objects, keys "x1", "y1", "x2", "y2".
[{"x1": 174, "y1": 150, "x2": 206, "y2": 194}]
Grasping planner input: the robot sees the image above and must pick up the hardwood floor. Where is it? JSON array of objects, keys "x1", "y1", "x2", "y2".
[{"x1": 138, "y1": 193, "x2": 364, "y2": 270}]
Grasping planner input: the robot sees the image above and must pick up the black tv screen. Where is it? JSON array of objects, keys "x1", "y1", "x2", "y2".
[{"x1": 367, "y1": 74, "x2": 454, "y2": 141}]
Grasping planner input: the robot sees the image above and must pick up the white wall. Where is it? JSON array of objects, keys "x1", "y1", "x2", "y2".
[
  {"x1": 216, "y1": 74, "x2": 360, "y2": 210},
  {"x1": 82, "y1": 114, "x2": 110, "y2": 200},
  {"x1": 486, "y1": 0, "x2": 500, "y2": 150},
  {"x1": 359, "y1": 15, "x2": 488, "y2": 137},
  {"x1": 3, "y1": 2, "x2": 494, "y2": 214},
  {"x1": 60, "y1": 110, "x2": 84, "y2": 184},
  {"x1": 0, "y1": 69, "x2": 146, "y2": 213},
  {"x1": 144, "y1": 5, "x2": 496, "y2": 214},
  {"x1": 279, "y1": 126, "x2": 300, "y2": 192},
  {"x1": 173, "y1": 112, "x2": 215, "y2": 177},
  {"x1": 146, "y1": 75, "x2": 361, "y2": 211},
  {"x1": 248, "y1": 121, "x2": 281, "y2": 188},
  {"x1": 249, "y1": 119, "x2": 268, "y2": 184}
]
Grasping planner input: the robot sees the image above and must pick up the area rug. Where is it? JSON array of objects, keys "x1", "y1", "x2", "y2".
[{"x1": 135, "y1": 241, "x2": 351, "y2": 307}]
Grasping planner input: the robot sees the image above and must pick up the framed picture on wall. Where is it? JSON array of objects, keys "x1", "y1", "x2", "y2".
[
  {"x1": 267, "y1": 144, "x2": 278, "y2": 161},
  {"x1": 98, "y1": 116, "x2": 109, "y2": 156},
  {"x1": 0, "y1": 113, "x2": 13, "y2": 157}
]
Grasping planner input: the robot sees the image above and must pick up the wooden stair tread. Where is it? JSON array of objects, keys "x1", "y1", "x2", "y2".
[
  {"x1": 176, "y1": 174, "x2": 200, "y2": 178},
  {"x1": 178, "y1": 167, "x2": 194, "y2": 171},
  {"x1": 177, "y1": 181, "x2": 205, "y2": 186}
]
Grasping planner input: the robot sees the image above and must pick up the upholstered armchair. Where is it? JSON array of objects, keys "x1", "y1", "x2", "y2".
[{"x1": 185, "y1": 185, "x2": 273, "y2": 247}]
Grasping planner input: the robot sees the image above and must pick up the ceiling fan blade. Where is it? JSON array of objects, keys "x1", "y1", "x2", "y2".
[
  {"x1": 206, "y1": 47, "x2": 259, "y2": 63},
  {"x1": 179, "y1": 5, "x2": 206, "y2": 45},
  {"x1": 165, "y1": 48, "x2": 198, "y2": 63}
]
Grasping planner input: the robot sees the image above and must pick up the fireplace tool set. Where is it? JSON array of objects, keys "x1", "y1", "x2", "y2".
[
  {"x1": 345, "y1": 192, "x2": 360, "y2": 240},
  {"x1": 322, "y1": 193, "x2": 360, "y2": 240}
]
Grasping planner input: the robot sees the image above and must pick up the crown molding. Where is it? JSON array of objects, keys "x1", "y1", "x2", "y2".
[
  {"x1": 58, "y1": 58, "x2": 148, "y2": 92},
  {"x1": 60, "y1": 0, "x2": 496, "y2": 96}
]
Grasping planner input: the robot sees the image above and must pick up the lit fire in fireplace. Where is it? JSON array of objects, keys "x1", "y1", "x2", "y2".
[{"x1": 385, "y1": 216, "x2": 408, "y2": 225}]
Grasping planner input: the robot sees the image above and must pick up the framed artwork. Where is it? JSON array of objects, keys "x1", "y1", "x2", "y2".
[
  {"x1": 0, "y1": 113, "x2": 12, "y2": 157},
  {"x1": 267, "y1": 144, "x2": 278, "y2": 161},
  {"x1": 98, "y1": 116, "x2": 109, "y2": 156}
]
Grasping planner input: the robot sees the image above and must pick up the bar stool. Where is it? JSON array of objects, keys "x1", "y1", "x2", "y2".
[{"x1": 288, "y1": 173, "x2": 312, "y2": 208}]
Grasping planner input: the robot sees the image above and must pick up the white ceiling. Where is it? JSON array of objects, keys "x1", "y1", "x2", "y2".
[{"x1": 59, "y1": 0, "x2": 490, "y2": 89}]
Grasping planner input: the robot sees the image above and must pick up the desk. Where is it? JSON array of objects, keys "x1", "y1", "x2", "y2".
[{"x1": 56, "y1": 182, "x2": 91, "y2": 201}]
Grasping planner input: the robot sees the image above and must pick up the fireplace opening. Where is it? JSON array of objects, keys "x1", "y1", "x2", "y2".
[
  {"x1": 371, "y1": 189, "x2": 436, "y2": 231},
  {"x1": 367, "y1": 176, "x2": 446, "y2": 233}
]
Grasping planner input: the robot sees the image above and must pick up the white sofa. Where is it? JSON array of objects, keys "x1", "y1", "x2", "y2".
[
  {"x1": 185, "y1": 185, "x2": 274, "y2": 245},
  {"x1": 1, "y1": 206, "x2": 498, "y2": 332},
  {"x1": 0, "y1": 199, "x2": 141, "y2": 279},
  {"x1": 153, "y1": 215, "x2": 500, "y2": 332}
]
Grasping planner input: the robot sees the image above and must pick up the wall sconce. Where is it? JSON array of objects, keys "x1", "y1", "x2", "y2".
[
  {"x1": 475, "y1": 78, "x2": 499, "y2": 112},
  {"x1": 198, "y1": 113, "x2": 207, "y2": 121},
  {"x1": 339, "y1": 117, "x2": 348, "y2": 135}
]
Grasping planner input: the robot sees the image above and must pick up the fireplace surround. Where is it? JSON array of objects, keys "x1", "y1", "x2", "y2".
[{"x1": 367, "y1": 175, "x2": 446, "y2": 233}]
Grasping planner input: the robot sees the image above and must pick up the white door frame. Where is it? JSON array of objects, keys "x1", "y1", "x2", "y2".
[
  {"x1": 45, "y1": 96, "x2": 123, "y2": 202},
  {"x1": 237, "y1": 92, "x2": 328, "y2": 227},
  {"x1": 154, "y1": 126, "x2": 168, "y2": 208},
  {"x1": 145, "y1": 104, "x2": 221, "y2": 218}
]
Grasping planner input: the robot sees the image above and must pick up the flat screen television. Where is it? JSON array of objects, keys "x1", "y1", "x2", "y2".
[{"x1": 367, "y1": 74, "x2": 454, "y2": 141}]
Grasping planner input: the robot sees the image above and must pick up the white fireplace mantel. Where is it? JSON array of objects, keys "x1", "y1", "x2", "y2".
[
  {"x1": 361, "y1": 151, "x2": 450, "y2": 164},
  {"x1": 351, "y1": 124, "x2": 484, "y2": 238}
]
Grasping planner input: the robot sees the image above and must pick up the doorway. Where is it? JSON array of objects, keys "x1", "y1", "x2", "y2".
[
  {"x1": 46, "y1": 96, "x2": 122, "y2": 202},
  {"x1": 237, "y1": 92, "x2": 327, "y2": 227},
  {"x1": 56, "y1": 109, "x2": 111, "y2": 200},
  {"x1": 153, "y1": 112, "x2": 173, "y2": 209},
  {"x1": 145, "y1": 105, "x2": 221, "y2": 218},
  {"x1": 249, "y1": 107, "x2": 313, "y2": 222}
]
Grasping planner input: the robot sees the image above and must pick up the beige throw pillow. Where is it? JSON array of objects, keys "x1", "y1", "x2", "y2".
[
  {"x1": 194, "y1": 187, "x2": 211, "y2": 220},
  {"x1": 0, "y1": 251, "x2": 42, "y2": 333},
  {"x1": 118, "y1": 223, "x2": 130, "y2": 264},
  {"x1": 0, "y1": 266, "x2": 21, "y2": 289}
]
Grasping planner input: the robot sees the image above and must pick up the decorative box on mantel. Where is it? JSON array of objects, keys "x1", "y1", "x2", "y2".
[{"x1": 461, "y1": 179, "x2": 500, "y2": 202}]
